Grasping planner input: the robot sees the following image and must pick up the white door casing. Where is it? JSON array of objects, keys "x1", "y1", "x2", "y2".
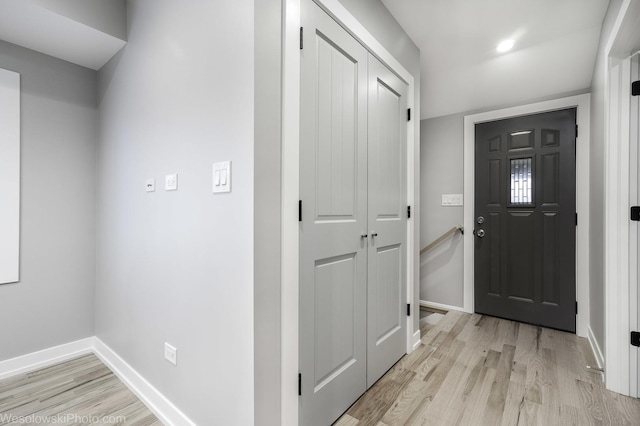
[
  {"x1": 629, "y1": 52, "x2": 639, "y2": 399},
  {"x1": 604, "y1": 0, "x2": 640, "y2": 397}
]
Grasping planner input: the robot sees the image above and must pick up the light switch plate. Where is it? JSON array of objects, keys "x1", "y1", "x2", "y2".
[
  {"x1": 213, "y1": 161, "x2": 231, "y2": 193},
  {"x1": 165, "y1": 174, "x2": 178, "y2": 191},
  {"x1": 164, "y1": 343, "x2": 177, "y2": 366},
  {"x1": 146, "y1": 178, "x2": 156, "y2": 192},
  {"x1": 442, "y1": 193, "x2": 463, "y2": 206}
]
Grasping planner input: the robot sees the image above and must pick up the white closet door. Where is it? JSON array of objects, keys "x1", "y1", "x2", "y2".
[
  {"x1": 366, "y1": 54, "x2": 408, "y2": 387},
  {"x1": 298, "y1": 2, "x2": 368, "y2": 425}
]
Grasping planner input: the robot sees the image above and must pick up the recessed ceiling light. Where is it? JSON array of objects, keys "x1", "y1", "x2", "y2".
[{"x1": 496, "y1": 39, "x2": 514, "y2": 53}]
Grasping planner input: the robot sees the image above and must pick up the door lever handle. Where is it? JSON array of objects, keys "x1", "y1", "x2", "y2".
[{"x1": 361, "y1": 234, "x2": 368, "y2": 240}]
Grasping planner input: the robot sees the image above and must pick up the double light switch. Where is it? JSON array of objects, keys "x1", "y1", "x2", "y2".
[{"x1": 213, "y1": 161, "x2": 231, "y2": 193}]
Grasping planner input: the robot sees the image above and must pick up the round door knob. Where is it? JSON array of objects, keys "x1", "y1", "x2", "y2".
[{"x1": 476, "y1": 229, "x2": 485, "y2": 238}]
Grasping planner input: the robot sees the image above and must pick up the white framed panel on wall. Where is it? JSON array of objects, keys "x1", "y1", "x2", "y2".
[{"x1": 0, "y1": 68, "x2": 20, "y2": 284}]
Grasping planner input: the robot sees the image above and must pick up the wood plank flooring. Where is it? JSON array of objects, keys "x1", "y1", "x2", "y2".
[
  {"x1": 0, "y1": 354, "x2": 160, "y2": 426},
  {"x1": 336, "y1": 311, "x2": 640, "y2": 426}
]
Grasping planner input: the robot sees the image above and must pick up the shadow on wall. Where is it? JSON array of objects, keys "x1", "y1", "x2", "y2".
[
  {"x1": 420, "y1": 232, "x2": 462, "y2": 272},
  {"x1": 419, "y1": 232, "x2": 464, "y2": 306}
]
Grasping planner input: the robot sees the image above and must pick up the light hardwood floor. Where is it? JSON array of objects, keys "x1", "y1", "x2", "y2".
[
  {"x1": 336, "y1": 311, "x2": 640, "y2": 426},
  {"x1": 0, "y1": 354, "x2": 160, "y2": 425}
]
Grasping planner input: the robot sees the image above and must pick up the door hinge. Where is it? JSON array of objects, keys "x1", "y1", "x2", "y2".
[
  {"x1": 631, "y1": 331, "x2": 640, "y2": 347},
  {"x1": 407, "y1": 108, "x2": 411, "y2": 121},
  {"x1": 299, "y1": 200, "x2": 302, "y2": 222},
  {"x1": 407, "y1": 303, "x2": 411, "y2": 316},
  {"x1": 632, "y1": 80, "x2": 640, "y2": 96},
  {"x1": 300, "y1": 27, "x2": 304, "y2": 50},
  {"x1": 298, "y1": 373, "x2": 302, "y2": 395},
  {"x1": 631, "y1": 206, "x2": 640, "y2": 221},
  {"x1": 575, "y1": 213, "x2": 578, "y2": 226},
  {"x1": 575, "y1": 124, "x2": 578, "y2": 138},
  {"x1": 575, "y1": 301, "x2": 578, "y2": 315},
  {"x1": 407, "y1": 205, "x2": 411, "y2": 219}
]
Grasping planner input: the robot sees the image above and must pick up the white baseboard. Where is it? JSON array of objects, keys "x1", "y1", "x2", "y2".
[
  {"x1": 0, "y1": 337, "x2": 94, "y2": 381},
  {"x1": 93, "y1": 338, "x2": 195, "y2": 426},
  {"x1": 587, "y1": 325, "x2": 605, "y2": 379},
  {"x1": 0, "y1": 338, "x2": 196, "y2": 426},
  {"x1": 419, "y1": 300, "x2": 466, "y2": 313},
  {"x1": 412, "y1": 330, "x2": 421, "y2": 350}
]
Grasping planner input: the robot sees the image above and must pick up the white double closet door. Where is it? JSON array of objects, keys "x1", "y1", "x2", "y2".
[{"x1": 299, "y1": 2, "x2": 408, "y2": 425}]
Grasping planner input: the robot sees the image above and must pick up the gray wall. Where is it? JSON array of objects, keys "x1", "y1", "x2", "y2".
[
  {"x1": 420, "y1": 115, "x2": 464, "y2": 307},
  {"x1": 0, "y1": 40, "x2": 97, "y2": 361},
  {"x1": 96, "y1": 1, "x2": 254, "y2": 424},
  {"x1": 254, "y1": 0, "x2": 281, "y2": 425},
  {"x1": 589, "y1": 0, "x2": 624, "y2": 354},
  {"x1": 337, "y1": 0, "x2": 422, "y2": 333}
]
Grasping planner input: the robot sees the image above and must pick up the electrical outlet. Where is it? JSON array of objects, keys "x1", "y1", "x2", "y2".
[
  {"x1": 146, "y1": 178, "x2": 156, "y2": 192},
  {"x1": 164, "y1": 343, "x2": 177, "y2": 366}
]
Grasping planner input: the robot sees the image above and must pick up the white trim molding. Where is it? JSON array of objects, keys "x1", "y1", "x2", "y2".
[
  {"x1": 0, "y1": 338, "x2": 196, "y2": 426},
  {"x1": 281, "y1": 1, "x2": 301, "y2": 425},
  {"x1": 0, "y1": 338, "x2": 94, "y2": 381},
  {"x1": 282, "y1": 1, "x2": 418, "y2": 424},
  {"x1": 603, "y1": 0, "x2": 640, "y2": 397},
  {"x1": 588, "y1": 325, "x2": 605, "y2": 374},
  {"x1": 463, "y1": 94, "x2": 591, "y2": 338},
  {"x1": 412, "y1": 330, "x2": 421, "y2": 350},
  {"x1": 93, "y1": 339, "x2": 195, "y2": 426},
  {"x1": 419, "y1": 300, "x2": 466, "y2": 314},
  {"x1": 0, "y1": 68, "x2": 20, "y2": 285}
]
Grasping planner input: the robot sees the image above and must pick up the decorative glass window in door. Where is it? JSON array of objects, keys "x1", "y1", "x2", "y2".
[{"x1": 510, "y1": 157, "x2": 533, "y2": 206}]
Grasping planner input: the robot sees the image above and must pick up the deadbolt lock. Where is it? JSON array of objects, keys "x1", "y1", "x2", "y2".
[{"x1": 477, "y1": 216, "x2": 485, "y2": 224}]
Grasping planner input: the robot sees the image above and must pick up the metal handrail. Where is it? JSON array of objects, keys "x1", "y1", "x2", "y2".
[{"x1": 420, "y1": 225, "x2": 463, "y2": 255}]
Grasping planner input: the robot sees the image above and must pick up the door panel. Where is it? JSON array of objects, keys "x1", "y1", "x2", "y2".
[
  {"x1": 474, "y1": 109, "x2": 576, "y2": 332},
  {"x1": 316, "y1": 35, "x2": 357, "y2": 219},
  {"x1": 299, "y1": 2, "x2": 368, "y2": 425},
  {"x1": 506, "y1": 211, "x2": 535, "y2": 301},
  {"x1": 373, "y1": 244, "x2": 401, "y2": 342},
  {"x1": 314, "y1": 254, "x2": 357, "y2": 389},
  {"x1": 367, "y1": 55, "x2": 407, "y2": 388}
]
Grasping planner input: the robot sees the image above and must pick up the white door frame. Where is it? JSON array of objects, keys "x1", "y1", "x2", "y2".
[
  {"x1": 462, "y1": 94, "x2": 591, "y2": 339},
  {"x1": 604, "y1": 0, "x2": 640, "y2": 397},
  {"x1": 628, "y1": 52, "x2": 639, "y2": 398},
  {"x1": 281, "y1": 1, "x2": 418, "y2": 424}
]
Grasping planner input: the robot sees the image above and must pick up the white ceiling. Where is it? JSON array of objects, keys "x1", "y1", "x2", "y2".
[{"x1": 381, "y1": 0, "x2": 610, "y2": 119}]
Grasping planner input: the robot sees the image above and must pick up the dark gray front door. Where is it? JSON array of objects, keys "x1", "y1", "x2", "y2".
[{"x1": 474, "y1": 109, "x2": 577, "y2": 332}]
